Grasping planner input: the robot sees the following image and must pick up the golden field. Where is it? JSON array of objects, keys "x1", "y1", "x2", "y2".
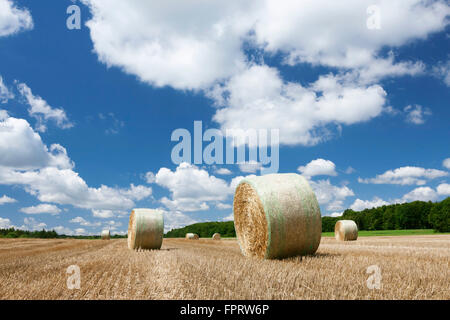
[{"x1": 0, "y1": 236, "x2": 448, "y2": 300}]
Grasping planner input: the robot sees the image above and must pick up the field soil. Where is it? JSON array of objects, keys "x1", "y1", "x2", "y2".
[{"x1": 0, "y1": 235, "x2": 449, "y2": 299}]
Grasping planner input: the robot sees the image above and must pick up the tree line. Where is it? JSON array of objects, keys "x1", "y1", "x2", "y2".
[
  {"x1": 165, "y1": 221, "x2": 236, "y2": 238},
  {"x1": 322, "y1": 197, "x2": 449, "y2": 233},
  {"x1": 0, "y1": 228, "x2": 127, "y2": 239}
]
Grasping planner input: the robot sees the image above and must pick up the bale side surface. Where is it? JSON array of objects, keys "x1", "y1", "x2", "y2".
[
  {"x1": 212, "y1": 233, "x2": 221, "y2": 240},
  {"x1": 186, "y1": 233, "x2": 199, "y2": 240},
  {"x1": 101, "y1": 230, "x2": 110, "y2": 240},
  {"x1": 335, "y1": 220, "x2": 358, "y2": 241},
  {"x1": 127, "y1": 209, "x2": 164, "y2": 250},
  {"x1": 233, "y1": 173, "x2": 322, "y2": 259}
]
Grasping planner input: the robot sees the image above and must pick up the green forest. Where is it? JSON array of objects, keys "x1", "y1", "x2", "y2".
[
  {"x1": 165, "y1": 221, "x2": 235, "y2": 238},
  {"x1": 1, "y1": 197, "x2": 448, "y2": 239}
]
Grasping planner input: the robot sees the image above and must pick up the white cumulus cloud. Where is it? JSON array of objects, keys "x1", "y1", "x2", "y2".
[
  {"x1": 155, "y1": 162, "x2": 232, "y2": 212},
  {"x1": 298, "y1": 159, "x2": 337, "y2": 178},
  {"x1": 212, "y1": 66, "x2": 387, "y2": 146},
  {"x1": 0, "y1": 114, "x2": 152, "y2": 215},
  {"x1": 309, "y1": 179, "x2": 354, "y2": 212},
  {"x1": 0, "y1": 217, "x2": 13, "y2": 228},
  {"x1": 0, "y1": 0, "x2": 33, "y2": 37},
  {"x1": 437, "y1": 183, "x2": 450, "y2": 196},
  {"x1": 0, "y1": 195, "x2": 16, "y2": 205},
  {"x1": 79, "y1": 0, "x2": 449, "y2": 146},
  {"x1": 397, "y1": 187, "x2": 438, "y2": 203},
  {"x1": 443, "y1": 158, "x2": 450, "y2": 170},
  {"x1": 20, "y1": 204, "x2": 61, "y2": 215},
  {"x1": 350, "y1": 197, "x2": 390, "y2": 211},
  {"x1": 359, "y1": 166, "x2": 448, "y2": 185}
]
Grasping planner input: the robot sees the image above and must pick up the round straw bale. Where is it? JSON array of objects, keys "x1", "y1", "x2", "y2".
[
  {"x1": 334, "y1": 220, "x2": 358, "y2": 241},
  {"x1": 186, "y1": 233, "x2": 199, "y2": 240},
  {"x1": 127, "y1": 208, "x2": 164, "y2": 250},
  {"x1": 233, "y1": 173, "x2": 322, "y2": 259},
  {"x1": 212, "y1": 233, "x2": 221, "y2": 240},
  {"x1": 101, "y1": 230, "x2": 110, "y2": 240}
]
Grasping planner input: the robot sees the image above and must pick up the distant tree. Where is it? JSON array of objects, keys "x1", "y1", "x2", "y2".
[{"x1": 429, "y1": 197, "x2": 450, "y2": 232}]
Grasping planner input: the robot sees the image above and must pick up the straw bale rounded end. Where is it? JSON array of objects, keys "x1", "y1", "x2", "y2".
[{"x1": 334, "y1": 220, "x2": 358, "y2": 241}]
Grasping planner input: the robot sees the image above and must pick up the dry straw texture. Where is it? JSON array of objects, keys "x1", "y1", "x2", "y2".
[
  {"x1": 186, "y1": 233, "x2": 199, "y2": 240},
  {"x1": 233, "y1": 173, "x2": 322, "y2": 259},
  {"x1": 127, "y1": 208, "x2": 164, "y2": 250},
  {"x1": 212, "y1": 233, "x2": 221, "y2": 240},
  {"x1": 1, "y1": 236, "x2": 448, "y2": 299},
  {"x1": 101, "y1": 230, "x2": 110, "y2": 240},
  {"x1": 335, "y1": 220, "x2": 358, "y2": 241}
]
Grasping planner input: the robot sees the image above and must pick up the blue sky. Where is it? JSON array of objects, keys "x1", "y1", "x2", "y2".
[{"x1": 0, "y1": 0, "x2": 449, "y2": 235}]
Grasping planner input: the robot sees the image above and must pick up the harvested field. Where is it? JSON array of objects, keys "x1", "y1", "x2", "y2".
[{"x1": 0, "y1": 236, "x2": 448, "y2": 300}]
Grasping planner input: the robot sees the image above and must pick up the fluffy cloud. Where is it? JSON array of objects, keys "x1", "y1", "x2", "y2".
[
  {"x1": 309, "y1": 179, "x2": 354, "y2": 212},
  {"x1": 398, "y1": 187, "x2": 438, "y2": 203},
  {"x1": 0, "y1": 115, "x2": 73, "y2": 170},
  {"x1": 350, "y1": 197, "x2": 390, "y2": 211},
  {"x1": 443, "y1": 158, "x2": 450, "y2": 170},
  {"x1": 359, "y1": 166, "x2": 448, "y2": 185},
  {"x1": 0, "y1": 114, "x2": 152, "y2": 214},
  {"x1": 69, "y1": 216, "x2": 101, "y2": 227},
  {"x1": 0, "y1": 195, "x2": 16, "y2": 205},
  {"x1": 329, "y1": 212, "x2": 343, "y2": 217},
  {"x1": 437, "y1": 183, "x2": 450, "y2": 196},
  {"x1": 252, "y1": 1, "x2": 446, "y2": 71},
  {"x1": 80, "y1": 0, "x2": 254, "y2": 90},
  {"x1": 216, "y1": 203, "x2": 232, "y2": 210},
  {"x1": 53, "y1": 226, "x2": 78, "y2": 236},
  {"x1": 162, "y1": 209, "x2": 198, "y2": 232},
  {"x1": 0, "y1": 0, "x2": 33, "y2": 37},
  {"x1": 215, "y1": 168, "x2": 232, "y2": 175},
  {"x1": 0, "y1": 76, "x2": 14, "y2": 103},
  {"x1": 155, "y1": 162, "x2": 231, "y2": 212},
  {"x1": 403, "y1": 105, "x2": 432, "y2": 125},
  {"x1": 80, "y1": 0, "x2": 449, "y2": 146},
  {"x1": 298, "y1": 159, "x2": 337, "y2": 178},
  {"x1": 17, "y1": 82, "x2": 73, "y2": 132},
  {"x1": 22, "y1": 217, "x2": 46, "y2": 231},
  {"x1": 0, "y1": 167, "x2": 151, "y2": 212},
  {"x1": 222, "y1": 213, "x2": 234, "y2": 221},
  {"x1": 20, "y1": 204, "x2": 61, "y2": 215},
  {"x1": 212, "y1": 66, "x2": 387, "y2": 145},
  {"x1": 92, "y1": 209, "x2": 114, "y2": 219},
  {"x1": 81, "y1": 0, "x2": 448, "y2": 89},
  {"x1": 0, "y1": 217, "x2": 13, "y2": 228}
]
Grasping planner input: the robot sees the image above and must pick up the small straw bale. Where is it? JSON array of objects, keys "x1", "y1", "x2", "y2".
[
  {"x1": 212, "y1": 233, "x2": 221, "y2": 240},
  {"x1": 128, "y1": 208, "x2": 164, "y2": 250},
  {"x1": 233, "y1": 173, "x2": 322, "y2": 259},
  {"x1": 186, "y1": 233, "x2": 199, "y2": 240},
  {"x1": 334, "y1": 220, "x2": 358, "y2": 241},
  {"x1": 101, "y1": 229, "x2": 110, "y2": 240}
]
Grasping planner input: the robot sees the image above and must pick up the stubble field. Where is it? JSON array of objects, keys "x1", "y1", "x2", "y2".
[{"x1": 0, "y1": 235, "x2": 448, "y2": 300}]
